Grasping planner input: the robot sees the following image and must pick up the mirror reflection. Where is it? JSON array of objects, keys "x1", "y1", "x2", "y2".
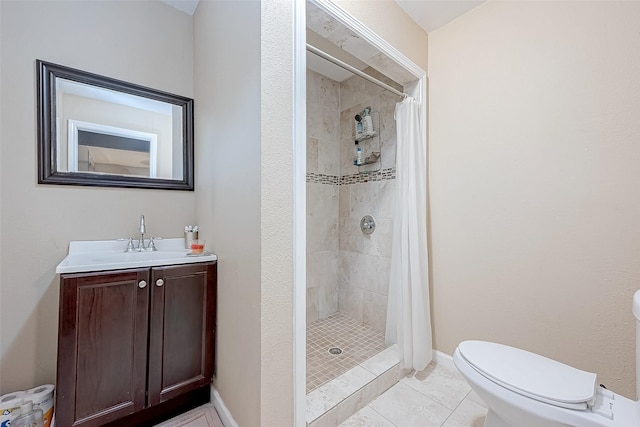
[
  {"x1": 38, "y1": 60, "x2": 194, "y2": 190},
  {"x1": 73, "y1": 124, "x2": 156, "y2": 177}
]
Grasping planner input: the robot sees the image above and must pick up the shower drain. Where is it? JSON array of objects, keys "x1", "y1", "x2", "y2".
[{"x1": 328, "y1": 347, "x2": 342, "y2": 355}]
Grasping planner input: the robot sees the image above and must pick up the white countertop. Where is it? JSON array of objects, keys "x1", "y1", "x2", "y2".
[{"x1": 56, "y1": 238, "x2": 218, "y2": 274}]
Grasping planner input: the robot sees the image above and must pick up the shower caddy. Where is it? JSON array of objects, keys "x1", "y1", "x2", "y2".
[{"x1": 353, "y1": 108, "x2": 382, "y2": 173}]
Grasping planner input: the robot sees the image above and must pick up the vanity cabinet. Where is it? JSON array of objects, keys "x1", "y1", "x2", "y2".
[{"x1": 55, "y1": 261, "x2": 216, "y2": 427}]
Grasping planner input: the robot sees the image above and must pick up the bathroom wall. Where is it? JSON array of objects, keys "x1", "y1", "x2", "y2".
[
  {"x1": 429, "y1": 1, "x2": 640, "y2": 398},
  {"x1": 0, "y1": 0, "x2": 3, "y2": 391},
  {"x1": 337, "y1": 70, "x2": 400, "y2": 333},
  {"x1": 194, "y1": 1, "x2": 295, "y2": 425},
  {"x1": 0, "y1": 1, "x2": 195, "y2": 394},
  {"x1": 258, "y1": 1, "x2": 296, "y2": 424},
  {"x1": 193, "y1": 2, "x2": 261, "y2": 425},
  {"x1": 306, "y1": 69, "x2": 340, "y2": 323},
  {"x1": 333, "y1": 0, "x2": 429, "y2": 72}
]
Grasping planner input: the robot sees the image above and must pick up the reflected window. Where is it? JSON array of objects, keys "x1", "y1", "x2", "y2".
[{"x1": 68, "y1": 120, "x2": 157, "y2": 177}]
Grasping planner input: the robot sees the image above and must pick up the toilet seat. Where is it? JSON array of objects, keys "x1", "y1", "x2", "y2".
[{"x1": 458, "y1": 341, "x2": 597, "y2": 410}]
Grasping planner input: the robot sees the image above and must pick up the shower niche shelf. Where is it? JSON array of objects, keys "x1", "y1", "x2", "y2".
[{"x1": 353, "y1": 110, "x2": 382, "y2": 174}]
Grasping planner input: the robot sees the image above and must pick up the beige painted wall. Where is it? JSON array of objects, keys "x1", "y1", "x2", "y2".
[
  {"x1": 0, "y1": 0, "x2": 4, "y2": 390},
  {"x1": 260, "y1": 1, "x2": 295, "y2": 424},
  {"x1": 193, "y1": 1, "x2": 261, "y2": 425},
  {"x1": 333, "y1": 0, "x2": 428, "y2": 72},
  {"x1": 429, "y1": 1, "x2": 640, "y2": 399},
  {"x1": 194, "y1": 1, "x2": 295, "y2": 425},
  {"x1": 0, "y1": 0, "x2": 195, "y2": 393}
]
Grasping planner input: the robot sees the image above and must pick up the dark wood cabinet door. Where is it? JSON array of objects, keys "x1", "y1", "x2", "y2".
[
  {"x1": 147, "y1": 262, "x2": 216, "y2": 405},
  {"x1": 56, "y1": 269, "x2": 149, "y2": 427}
]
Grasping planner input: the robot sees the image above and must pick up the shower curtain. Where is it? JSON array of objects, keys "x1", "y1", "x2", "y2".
[{"x1": 385, "y1": 96, "x2": 432, "y2": 372}]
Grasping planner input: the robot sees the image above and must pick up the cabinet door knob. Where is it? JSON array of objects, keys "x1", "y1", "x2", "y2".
[
  {"x1": 156, "y1": 279, "x2": 165, "y2": 287},
  {"x1": 138, "y1": 280, "x2": 147, "y2": 289}
]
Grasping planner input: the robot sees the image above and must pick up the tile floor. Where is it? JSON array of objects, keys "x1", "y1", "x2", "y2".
[
  {"x1": 307, "y1": 344, "x2": 403, "y2": 426},
  {"x1": 155, "y1": 403, "x2": 224, "y2": 427},
  {"x1": 157, "y1": 315, "x2": 486, "y2": 427},
  {"x1": 157, "y1": 359, "x2": 487, "y2": 427},
  {"x1": 307, "y1": 313, "x2": 387, "y2": 393},
  {"x1": 340, "y1": 362, "x2": 488, "y2": 427}
]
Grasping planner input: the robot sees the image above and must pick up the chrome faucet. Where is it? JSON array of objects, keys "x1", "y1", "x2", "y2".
[
  {"x1": 138, "y1": 214, "x2": 146, "y2": 249},
  {"x1": 123, "y1": 215, "x2": 157, "y2": 252}
]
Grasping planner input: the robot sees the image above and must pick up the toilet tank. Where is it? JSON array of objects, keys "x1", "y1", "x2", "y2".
[{"x1": 633, "y1": 290, "x2": 640, "y2": 399}]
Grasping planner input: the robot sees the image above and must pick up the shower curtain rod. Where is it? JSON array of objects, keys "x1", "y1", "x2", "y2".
[{"x1": 306, "y1": 44, "x2": 407, "y2": 99}]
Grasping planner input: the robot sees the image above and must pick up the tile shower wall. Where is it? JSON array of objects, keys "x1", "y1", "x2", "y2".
[
  {"x1": 307, "y1": 68, "x2": 400, "y2": 333},
  {"x1": 307, "y1": 70, "x2": 340, "y2": 322},
  {"x1": 338, "y1": 69, "x2": 399, "y2": 333}
]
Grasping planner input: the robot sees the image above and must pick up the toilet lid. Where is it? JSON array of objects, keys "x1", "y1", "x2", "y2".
[{"x1": 458, "y1": 341, "x2": 597, "y2": 409}]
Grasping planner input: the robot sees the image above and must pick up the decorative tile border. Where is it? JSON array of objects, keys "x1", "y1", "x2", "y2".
[
  {"x1": 306, "y1": 167, "x2": 396, "y2": 185},
  {"x1": 341, "y1": 167, "x2": 396, "y2": 185},
  {"x1": 306, "y1": 173, "x2": 340, "y2": 185}
]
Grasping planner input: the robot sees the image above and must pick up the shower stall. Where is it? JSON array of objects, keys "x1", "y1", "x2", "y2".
[
  {"x1": 305, "y1": 63, "x2": 402, "y2": 394},
  {"x1": 302, "y1": 4, "x2": 430, "y2": 426}
]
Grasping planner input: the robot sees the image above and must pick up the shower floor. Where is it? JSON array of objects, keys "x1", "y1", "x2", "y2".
[{"x1": 306, "y1": 312, "x2": 386, "y2": 393}]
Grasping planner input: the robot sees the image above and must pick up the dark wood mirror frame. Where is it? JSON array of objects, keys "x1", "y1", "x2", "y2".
[{"x1": 37, "y1": 59, "x2": 195, "y2": 191}]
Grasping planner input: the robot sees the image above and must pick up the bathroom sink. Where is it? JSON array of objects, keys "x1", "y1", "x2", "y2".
[
  {"x1": 56, "y1": 238, "x2": 217, "y2": 273},
  {"x1": 91, "y1": 250, "x2": 189, "y2": 264}
]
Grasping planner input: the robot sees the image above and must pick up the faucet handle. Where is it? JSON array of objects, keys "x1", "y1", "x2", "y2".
[
  {"x1": 148, "y1": 237, "x2": 158, "y2": 251},
  {"x1": 124, "y1": 237, "x2": 136, "y2": 252}
]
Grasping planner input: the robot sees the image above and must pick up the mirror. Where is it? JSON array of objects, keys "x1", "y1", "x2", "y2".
[{"x1": 37, "y1": 60, "x2": 194, "y2": 190}]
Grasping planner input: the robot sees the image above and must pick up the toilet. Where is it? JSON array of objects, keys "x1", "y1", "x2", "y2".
[{"x1": 453, "y1": 290, "x2": 640, "y2": 427}]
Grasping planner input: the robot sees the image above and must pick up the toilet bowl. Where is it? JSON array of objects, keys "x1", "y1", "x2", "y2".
[{"x1": 453, "y1": 290, "x2": 640, "y2": 427}]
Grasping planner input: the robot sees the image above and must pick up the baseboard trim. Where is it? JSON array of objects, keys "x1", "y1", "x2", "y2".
[
  {"x1": 211, "y1": 386, "x2": 238, "y2": 427},
  {"x1": 432, "y1": 349, "x2": 456, "y2": 372}
]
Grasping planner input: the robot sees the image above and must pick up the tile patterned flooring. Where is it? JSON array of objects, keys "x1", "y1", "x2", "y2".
[
  {"x1": 340, "y1": 362, "x2": 488, "y2": 427},
  {"x1": 155, "y1": 404, "x2": 224, "y2": 427},
  {"x1": 307, "y1": 344, "x2": 403, "y2": 426},
  {"x1": 157, "y1": 360, "x2": 487, "y2": 427},
  {"x1": 158, "y1": 312, "x2": 487, "y2": 427},
  {"x1": 307, "y1": 313, "x2": 387, "y2": 393},
  {"x1": 305, "y1": 313, "x2": 488, "y2": 426}
]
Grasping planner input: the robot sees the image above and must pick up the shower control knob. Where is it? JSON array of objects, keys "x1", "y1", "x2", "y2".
[
  {"x1": 360, "y1": 215, "x2": 376, "y2": 235},
  {"x1": 138, "y1": 280, "x2": 147, "y2": 289},
  {"x1": 156, "y1": 278, "x2": 165, "y2": 287}
]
